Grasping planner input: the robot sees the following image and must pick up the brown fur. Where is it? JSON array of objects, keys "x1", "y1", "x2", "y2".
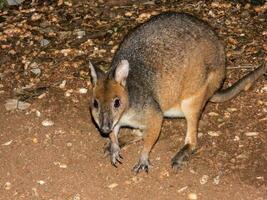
[{"x1": 89, "y1": 12, "x2": 267, "y2": 173}]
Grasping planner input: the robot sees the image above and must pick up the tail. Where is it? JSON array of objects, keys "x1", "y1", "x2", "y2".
[{"x1": 210, "y1": 63, "x2": 267, "y2": 103}]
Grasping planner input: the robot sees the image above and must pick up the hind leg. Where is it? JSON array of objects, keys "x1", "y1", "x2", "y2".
[{"x1": 171, "y1": 93, "x2": 206, "y2": 169}]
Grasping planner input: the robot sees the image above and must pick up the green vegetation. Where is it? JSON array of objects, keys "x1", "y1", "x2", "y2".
[{"x1": 0, "y1": 0, "x2": 6, "y2": 9}]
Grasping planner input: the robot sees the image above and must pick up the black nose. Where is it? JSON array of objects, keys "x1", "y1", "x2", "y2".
[{"x1": 100, "y1": 126, "x2": 112, "y2": 134}]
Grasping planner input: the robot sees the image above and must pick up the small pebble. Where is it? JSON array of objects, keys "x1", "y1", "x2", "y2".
[
  {"x1": 32, "y1": 138, "x2": 38, "y2": 144},
  {"x1": 256, "y1": 176, "x2": 264, "y2": 180},
  {"x1": 177, "y1": 186, "x2": 188, "y2": 193},
  {"x1": 59, "y1": 164, "x2": 67, "y2": 168},
  {"x1": 188, "y1": 192, "x2": 197, "y2": 200},
  {"x1": 65, "y1": 89, "x2": 73, "y2": 97},
  {"x1": 30, "y1": 68, "x2": 41, "y2": 76},
  {"x1": 66, "y1": 142, "x2": 73, "y2": 147},
  {"x1": 73, "y1": 194, "x2": 81, "y2": 200},
  {"x1": 233, "y1": 135, "x2": 240, "y2": 141},
  {"x1": 227, "y1": 108, "x2": 237, "y2": 112},
  {"x1": 40, "y1": 39, "x2": 50, "y2": 47},
  {"x1": 208, "y1": 112, "x2": 219, "y2": 116},
  {"x1": 208, "y1": 131, "x2": 221, "y2": 137},
  {"x1": 37, "y1": 180, "x2": 45, "y2": 185},
  {"x1": 5, "y1": 99, "x2": 31, "y2": 111},
  {"x1": 200, "y1": 175, "x2": 209, "y2": 185},
  {"x1": 2, "y1": 140, "x2": 13, "y2": 146},
  {"x1": 4, "y1": 182, "x2": 11, "y2": 190},
  {"x1": 108, "y1": 183, "x2": 118, "y2": 189},
  {"x1": 42, "y1": 119, "x2": 54, "y2": 127},
  {"x1": 36, "y1": 110, "x2": 41, "y2": 117},
  {"x1": 245, "y1": 132, "x2": 259, "y2": 137},
  {"x1": 261, "y1": 85, "x2": 267, "y2": 93},
  {"x1": 79, "y1": 88, "x2": 88, "y2": 94},
  {"x1": 59, "y1": 80, "x2": 66, "y2": 89},
  {"x1": 125, "y1": 11, "x2": 133, "y2": 17},
  {"x1": 213, "y1": 175, "x2": 220, "y2": 185},
  {"x1": 75, "y1": 30, "x2": 86, "y2": 39},
  {"x1": 6, "y1": 0, "x2": 24, "y2": 5}
]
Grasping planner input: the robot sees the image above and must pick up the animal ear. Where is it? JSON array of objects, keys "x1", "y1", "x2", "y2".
[
  {"x1": 114, "y1": 60, "x2": 129, "y2": 86},
  {"x1": 89, "y1": 60, "x2": 104, "y2": 86}
]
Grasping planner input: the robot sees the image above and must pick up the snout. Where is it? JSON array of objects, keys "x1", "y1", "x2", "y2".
[
  {"x1": 100, "y1": 126, "x2": 112, "y2": 135},
  {"x1": 97, "y1": 111, "x2": 114, "y2": 136},
  {"x1": 99, "y1": 115, "x2": 113, "y2": 135}
]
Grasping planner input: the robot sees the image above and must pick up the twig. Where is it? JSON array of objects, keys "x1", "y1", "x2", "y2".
[{"x1": 227, "y1": 65, "x2": 260, "y2": 69}]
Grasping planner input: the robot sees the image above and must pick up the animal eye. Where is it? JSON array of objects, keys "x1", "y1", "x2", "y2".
[
  {"x1": 93, "y1": 99, "x2": 99, "y2": 109},
  {"x1": 113, "y1": 98, "x2": 120, "y2": 108}
]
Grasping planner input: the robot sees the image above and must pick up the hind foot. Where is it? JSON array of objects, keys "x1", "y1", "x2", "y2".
[{"x1": 171, "y1": 144, "x2": 196, "y2": 170}]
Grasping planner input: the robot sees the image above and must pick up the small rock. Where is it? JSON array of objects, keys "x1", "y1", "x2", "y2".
[
  {"x1": 208, "y1": 131, "x2": 221, "y2": 137},
  {"x1": 188, "y1": 192, "x2": 197, "y2": 200},
  {"x1": 2, "y1": 140, "x2": 13, "y2": 146},
  {"x1": 40, "y1": 39, "x2": 50, "y2": 47},
  {"x1": 5, "y1": 99, "x2": 31, "y2": 111},
  {"x1": 125, "y1": 11, "x2": 133, "y2": 17},
  {"x1": 245, "y1": 132, "x2": 259, "y2": 137},
  {"x1": 42, "y1": 119, "x2": 54, "y2": 127},
  {"x1": 226, "y1": 108, "x2": 237, "y2": 112},
  {"x1": 74, "y1": 30, "x2": 86, "y2": 39},
  {"x1": 65, "y1": 89, "x2": 73, "y2": 97},
  {"x1": 30, "y1": 68, "x2": 41, "y2": 76},
  {"x1": 31, "y1": 13, "x2": 42, "y2": 21},
  {"x1": 256, "y1": 176, "x2": 264, "y2": 180},
  {"x1": 79, "y1": 88, "x2": 88, "y2": 94},
  {"x1": 236, "y1": 153, "x2": 248, "y2": 159},
  {"x1": 200, "y1": 175, "x2": 209, "y2": 185},
  {"x1": 38, "y1": 93, "x2": 46, "y2": 99},
  {"x1": 6, "y1": 0, "x2": 25, "y2": 5},
  {"x1": 36, "y1": 110, "x2": 41, "y2": 117},
  {"x1": 59, "y1": 164, "x2": 67, "y2": 168},
  {"x1": 213, "y1": 175, "x2": 220, "y2": 185},
  {"x1": 136, "y1": 13, "x2": 151, "y2": 23},
  {"x1": 233, "y1": 135, "x2": 240, "y2": 141},
  {"x1": 108, "y1": 183, "x2": 118, "y2": 189},
  {"x1": 37, "y1": 180, "x2": 45, "y2": 185},
  {"x1": 32, "y1": 138, "x2": 38, "y2": 144},
  {"x1": 208, "y1": 112, "x2": 219, "y2": 116},
  {"x1": 59, "y1": 80, "x2": 67, "y2": 89},
  {"x1": 66, "y1": 142, "x2": 72, "y2": 147},
  {"x1": 32, "y1": 187, "x2": 39, "y2": 197},
  {"x1": 261, "y1": 85, "x2": 267, "y2": 93},
  {"x1": 177, "y1": 186, "x2": 188, "y2": 193},
  {"x1": 73, "y1": 194, "x2": 81, "y2": 200},
  {"x1": 4, "y1": 182, "x2": 11, "y2": 190}
]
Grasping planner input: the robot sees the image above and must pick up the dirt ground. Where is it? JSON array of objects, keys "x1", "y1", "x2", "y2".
[{"x1": 0, "y1": 0, "x2": 266, "y2": 199}]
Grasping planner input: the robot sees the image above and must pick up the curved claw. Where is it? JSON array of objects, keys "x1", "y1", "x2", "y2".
[
  {"x1": 109, "y1": 143, "x2": 123, "y2": 167},
  {"x1": 133, "y1": 163, "x2": 149, "y2": 174},
  {"x1": 133, "y1": 157, "x2": 150, "y2": 174}
]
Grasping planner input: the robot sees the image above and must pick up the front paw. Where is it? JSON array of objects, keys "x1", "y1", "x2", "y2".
[
  {"x1": 133, "y1": 156, "x2": 150, "y2": 173},
  {"x1": 105, "y1": 143, "x2": 123, "y2": 167}
]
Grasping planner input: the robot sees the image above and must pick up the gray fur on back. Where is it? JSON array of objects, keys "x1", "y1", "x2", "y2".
[{"x1": 108, "y1": 12, "x2": 225, "y2": 111}]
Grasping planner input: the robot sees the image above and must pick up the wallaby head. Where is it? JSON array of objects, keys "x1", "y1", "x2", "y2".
[{"x1": 89, "y1": 60, "x2": 129, "y2": 135}]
